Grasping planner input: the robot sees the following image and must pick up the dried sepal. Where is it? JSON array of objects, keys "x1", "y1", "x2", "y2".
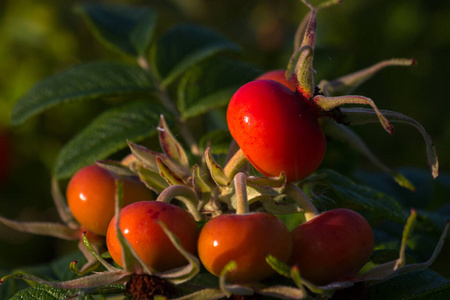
[
  {"x1": 0, "y1": 215, "x2": 80, "y2": 240},
  {"x1": 158, "y1": 115, "x2": 190, "y2": 173},
  {"x1": 257, "y1": 285, "x2": 307, "y2": 299},
  {"x1": 218, "y1": 261, "x2": 254, "y2": 298},
  {"x1": 157, "y1": 157, "x2": 186, "y2": 185},
  {"x1": 355, "y1": 211, "x2": 449, "y2": 282},
  {"x1": 51, "y1": 177, "x2": 79, "y2": 229},
  {"x1": 339, "y1": 107, "x2": 439, "y2": 178},
  {"x1": 157, "y1": 221, "x2": 200, "y2": 284},
  {"x1": 70, "y1": 233, "x2": 108, "y2": 276},
  {"x1": 205, "y1": 147, "x2": 230, "y2": 187},
  {"x1": 81, "y1": 232, "x2": 119, "y2": 272},
  {"x1": 96, "y1": 159, "x2": 136, "y2": 177},
  {"x1": 315, "y1": 94, "x2": 394, "y2": 135},
  {"x1": 192, "y1": 164, "x2": 212, "y2": 209},
  {"x1": 128, "y1": 140, "x2": 161, "y2": 173},
  {"x1": 131, "y1": 162, "x2": 169, "y2": 193},
  {"x1": 321, "y1": 119, "x2": 415, "y2": 191},
  {"x1": 294, "y1": 0, "x2": 342, "y2": 51},
  {"x1": 293, "y1": 0, "x2": 316, "y2": 99},
  {"x1": 319, "y1": 58, "x2": 416, "y2": 96}
]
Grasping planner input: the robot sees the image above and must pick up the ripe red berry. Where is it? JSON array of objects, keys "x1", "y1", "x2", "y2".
[
  {"x1": 227, "y1": 80, "x2": 326, "y2": 181},
  {"x1": 197, "y1": 212, "x2": 292, "y2": 283},
  {"x1": 67, "y1": 164, "x2": 153, "y2": 235},
  {"x1": 290, "y1": 208, "x2": 374, "y2": 285},
  {"x1": 106, "y1": 201, "x2": 199, "y2": 272}
]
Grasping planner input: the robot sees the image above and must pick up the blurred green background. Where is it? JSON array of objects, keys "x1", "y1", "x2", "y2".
[{"x1": 0, "y1": 0, "x2": 448, "y2": 275}]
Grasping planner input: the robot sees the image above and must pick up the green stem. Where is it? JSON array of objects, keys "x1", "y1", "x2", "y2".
[
  {"x1": 234, "y1": 172, "x2": 249, "y2": 215},
  {"x1": 285, "y1": 183, "x2": 318, "y2": 221},
  {"x1": 224, "y1": 148, "x2": 248, "y2": 180},
  {"x1": 137, "y1": 56, "x2": 200, "y2": 156},
  {"x1": 156, "y1": 185, "x2": 203, "y2": 221}
]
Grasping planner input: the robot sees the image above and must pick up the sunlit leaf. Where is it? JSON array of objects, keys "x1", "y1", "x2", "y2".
[
  {"x1": 76, "y1": 3, "x2": 158, "y2": 56},
  {"x1": 177, "y1": 57, "x2": 258, "y2": 119},
  {"x1": 150, "y1": 24, "x2": 240, "y2": 87},
  {"x1": 11, "y1": 62, "x2": 154, "y2": 125},
  {"x1": 54, "y1": 101, "x2": 164, "y2": 179}
]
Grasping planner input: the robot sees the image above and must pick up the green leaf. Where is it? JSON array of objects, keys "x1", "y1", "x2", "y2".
[
  {"x1": 177, "y1": 57, "x2": 258, "y2": 119},
  {"x1": 54, "y1": 101, "x2": 164, "y2": 179},
  {"x1": 314, "y1": 169, "x2": 408, "y2": 224},
  {"x1": 366, "y1": 269, "x2": 450, "y2": 299},
  {"x1": 199, "y1": 129, "x2": 232, "y2": 155},
  {"x1": 10, "y1": 284, "x2": 92, "y2": 300},
  {"x1": 11, "y1": 62, "x2": 154, "y2": 125},
  {"x1": 76, "y1": 3, "x2": 158, "y2": 57},
  {"x1": 150, "y1": 24, "x2": 240, "y2": 87}
]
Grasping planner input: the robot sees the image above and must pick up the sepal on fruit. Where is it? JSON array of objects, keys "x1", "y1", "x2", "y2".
[
  {"x1": 113, "y1": 180, "x2": 155, "y2": 274},
  {"x1": 205, "y1": 147, "x2": 230, "y2": 187},
  {"x1": 291, "y1": 0, "x2": 316, "y2": 99},
  {"x1": 318, "y1": 58, "x2": 416, "y2": 96},
  {"x1": 339, "y1": 108, "x2": 439, "y2": 178},
  {"x1": 315, "y1": 94, "x2": 394, "y2": 135},
  {"x1": 320, "y1": 119, "x2": 416, "y2": 191},
  {"x1": 263, "y1": 209, "x2": 449, "y2": 298}
]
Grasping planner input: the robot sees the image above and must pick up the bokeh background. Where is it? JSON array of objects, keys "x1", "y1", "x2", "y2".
[{"x1": 0, "y1": 0, "x2": 449, "y2": 276}]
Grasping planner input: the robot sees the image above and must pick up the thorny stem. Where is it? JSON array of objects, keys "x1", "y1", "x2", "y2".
[
  {"x1": 285, "y1": 183, "x2": 318, "y2": 221},
  {"x1": 156, "y1": 185, "x2": 204, "y2": 221},
  {"x1": 224, "y1": 148, "x2": 249, "y2": 180},
  {"x1": 137, "y1": 56, "x2": 200, "y2": 156},
  {"x1": 234, "y1": 172, "x2": 249, "y2": 215}
]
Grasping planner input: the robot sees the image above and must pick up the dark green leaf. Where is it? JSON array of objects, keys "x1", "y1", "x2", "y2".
[
  {"x1": 199, "y1": 129, "x2": 232, "y2": 154},
  {"x1": 150, "y1": 24, "x2": 240, "y2": 86},
  {"x1": 76, "y1": 3, "x2": 158, "y2": 56},
  {"x1": 54, "y1": 101, "x2": 164, "y2": 179},
  {"x1": 314, "y1": 169, "x2": 408, "y2": 223},
  {"x1": 10, "y1": 284, "x2": 92, "y2": 300},
  {"x1": 366, "y1": 269, "x2": 450, "y2": 299},
  {"x1": 11, "y1": 62, "x2": 154, "y2": 125},
  {"x1": 177, "y1": 57, "x2": 258, "y2": 119}
]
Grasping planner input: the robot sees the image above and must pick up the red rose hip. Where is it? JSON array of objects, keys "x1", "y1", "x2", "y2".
[
  {"x1": 106, "y1": 201, "x2": 199, "y2": 272},
  {"x1": 227, "y1": 80, "x2": 326, "y2": 182},
  {"x1": 290, "y1": 208, "x2": 374, "y2": 285}
]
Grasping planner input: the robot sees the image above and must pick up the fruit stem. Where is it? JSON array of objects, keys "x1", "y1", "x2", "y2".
[
  {"x1": 156, "y1": 185, "x2": 204, "y2": 221},
  {"x1": 234, "y1": 172, "x2": 249, "y2": 215},
  {"x1": 137, "y1": 56, "x2": 200, "y2": 156},
  {"x1": 224, "y1": 148, "x2": 248, "y2": 180},
  {"x1": 285, "y1": 183, "x2": 318, "y2": 221}
]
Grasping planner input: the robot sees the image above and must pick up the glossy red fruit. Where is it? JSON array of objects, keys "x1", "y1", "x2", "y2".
[
  {"x1": 197, "y1": 212, "x2": 292, "y2": 283},
  {"x1": 67, "y1": 164, "x2": 153, "y2": 235},
  {"x1": 106, "y1": 201, "x2": 199, "y2": 272},
  {"x1": 227, "y1": 80, "x2": 326, "y2": 182},
  {"x1": 255, "y1": 69, "x2": 297, "y2": 92},
  {"x1": 290, "y1": 208, "x2": 374, "y2": 285}
]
